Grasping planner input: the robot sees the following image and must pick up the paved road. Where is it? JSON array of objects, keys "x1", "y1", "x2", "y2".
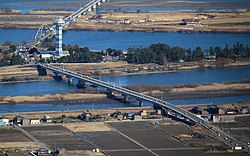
[{"x1": 39, "y1": 63, "x2": 250, "y2": 154}]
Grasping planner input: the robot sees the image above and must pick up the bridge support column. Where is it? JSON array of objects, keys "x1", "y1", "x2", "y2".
[
  {"x1": 93, "y1": 4, "x2": 97, "y2": 9},
  {"x1": 88, "y1": 7, "x2": 92, "y2": 12},
  {"x1": 97, "y1": 2, "x2": 101, "y2": 5},
  {"x1": 52, "y1": 75, "x2": 63, "y2": 81},
  {"x1": 76, "y1": 80, "x2": 85, "y2": 89},
  {"x1": 162, "y1": 107, "x2": 170, "y2": 118},
  {"x1": 106, "y1": 89, "x2": 114, "y2": 98},
  {"x1": 101, "y1": 0, "x2": 106, "y2": 2},
  {"x1": 37, "y1": 65, "x2": 47, "y2": 76},
  {"x1": 67, "y1": 77, "x2": 73, "y2": 85},
  {"x1": 122, "y1": 95, "x2": 128, "y2": 102},
  {"x1": 138, "y1": 100, "x2": 143, "y2": 107}
]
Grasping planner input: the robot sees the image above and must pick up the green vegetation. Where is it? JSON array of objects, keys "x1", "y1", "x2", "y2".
[
  {"x1": 0, "y1": 42, "x2": 25, "y2": 67},
  {"x1": 57, "y1": 45, "x2": 103, "y2": 63},
  {"x1": 126, "y1": 42, "x2": 250, "y2": 65}
]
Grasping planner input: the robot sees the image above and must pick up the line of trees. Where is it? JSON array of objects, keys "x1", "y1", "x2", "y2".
[
  {"x1": 0, "y1": 42, "x2": 25, "y2": 67},
  {"x1": 126, "y1": 42, "x2": 250, "y2": 65},
  {"x1": 57, "y1": 45, "x2": 103, "y2": 63}
]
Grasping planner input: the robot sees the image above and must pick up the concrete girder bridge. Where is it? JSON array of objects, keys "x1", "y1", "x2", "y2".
[
  {"x1": 17, "y1": 0, "x2": 106, "y2": 53},
  {"x1": 37, "y1": 63, "x2": 250, "y2": 153}
]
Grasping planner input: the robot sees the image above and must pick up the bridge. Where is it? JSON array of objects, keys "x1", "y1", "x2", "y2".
[
  {"x1": 37, "y1": 63, "x2": 250, "y2": 153},
  {"x1": 18, "y1": 0, "x2": 106, "y2": 52}
]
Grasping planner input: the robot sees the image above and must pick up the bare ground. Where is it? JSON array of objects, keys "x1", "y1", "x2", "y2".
[
  {"x1": 63, "y1": 122, "x2": 112, "y2": 132},
  {"x1": 0, "y1": 8, "x2": 250, "y2": 33},
  {"x1": 0, "y1": 142, "x2": 40, "y2": 149}
]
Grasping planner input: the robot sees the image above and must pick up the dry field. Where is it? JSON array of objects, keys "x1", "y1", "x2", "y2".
[
  {"x1": 170, "y1": 83, "x2": 250, "y2": 93},
  {"x1": 74, "y1": 9, "x2": 250, "y2": 33},
  {"x1": 0, "y1": 8, "x2": 249, "y2": 33},
  {"x1": 0, "y1": 93, "x2": 106, "y2": 104},
  {"x1": 63, "y1": 122, "x2": 112, "y2": 132},
  {"x1": 0, "y1": 142, "x2": 40, "y2": 149}
]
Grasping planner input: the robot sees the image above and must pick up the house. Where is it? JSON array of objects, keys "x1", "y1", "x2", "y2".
[
  {"x1": 191, "y1": 107, "x2": 203, "y2": 115},
  {"x1": 124, "y1": 19, "x2": 130, "y2": 24},
  {"x1": 13, "y1": 115, "x2": 24, "y2": 125},
  {"x1": 207, "y1": 105, "x2": 219, "y2": 114},
  {"x1": 212, "y1": 114, "x2": 235, "y2": 122},
  {"x1": 42, "y1": 115, "x2": 51, "y2": 123},
  {"x1": 0, "y1": 116, "x2": 9, "y2": 126},
  {"x1": 181, "y1": 18, "x2": 202, "y2": 26},
  {"x1": 36, "y1": 148, "x2": 49, "y2": 156},
  {"x1": 30, "y1": 118, "x2": 41, "y2": 125},
  {"x1": 139, "y1": 110, "x2": 147, "y2": 117},
  {"x1": 126, "y1": 112, "x2": 135, "y2": 120},
  {"x1": 79, "y1": 111, "x2": 92, "y2": 121}
]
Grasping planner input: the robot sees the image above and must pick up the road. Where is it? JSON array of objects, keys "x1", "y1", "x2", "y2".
[{"x1": 38, "y1": 63, "x2": 250, "y2": 154}]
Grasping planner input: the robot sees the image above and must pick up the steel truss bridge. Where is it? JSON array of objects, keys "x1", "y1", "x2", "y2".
[
  {"x1": 37, "y1": 63, "x2": 250, "y2": 153},
  {"x1": 18, "y1": 0, "x2": 105, "y2": 52}
]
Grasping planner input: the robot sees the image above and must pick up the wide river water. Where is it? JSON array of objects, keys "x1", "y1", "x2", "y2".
[
  {"x1": 0, "y1": 0, "x2": 249, "y2": 14},
  {"x1": 1, "y1": 29, "x2": 250, "y2": 51},
  {"x1": 0, "y1": 66, "x2": 250, "y2": 113}
]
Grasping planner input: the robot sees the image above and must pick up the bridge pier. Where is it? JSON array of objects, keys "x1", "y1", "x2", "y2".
[
  {"x1": 101, "y1": 0, "x2": 106, "y2": 2},
  {"x1": 97, "y1": 2, "x2": 101, "y2": 5},
  {"x1": 122, "y1": 94, "x2": 128, "y2": 102},
  {"x1": 52, "y1": 75, "x2": 63, "y2": 81},
  {"x1": 138, "y1": 100, "x2": 143, "y2": 107},
  {"x1": 37, "y1": 65, "x2": 47, "y2": 76},
  {"x1": 106, "y1": 89, "x2": 114, "y2": 98},
  {"x1": 88, "y1": 7, "x2": 92, "y2": 12},
  {"x1": 76, "y1": 80, "x2": 85, "y2": 89},
  {"x1": 67, "y1": 77, "x2": 74, "y2": 85}
]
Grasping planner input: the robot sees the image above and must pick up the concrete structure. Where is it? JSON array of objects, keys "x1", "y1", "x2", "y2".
[
  {"x1": 54, "y1": 18, "x2": 65, "y2": 56},
  {"x1": 37, "y1": 63, "x2": 250, "y2": 153},
  {"x1": 18, "y1": 0, "x2": 106, "y2": 53}
]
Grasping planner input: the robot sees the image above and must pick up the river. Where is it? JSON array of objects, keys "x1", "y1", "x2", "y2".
[
  {"x1": 1, "y1": 0, "x2": 249, "y2": 14},
  {"x1": 0, "y1": 66, "x2": 250, "y2": 113},
  {"x1": 1, "y1": 29, "x2": 250, "y2": 51}
]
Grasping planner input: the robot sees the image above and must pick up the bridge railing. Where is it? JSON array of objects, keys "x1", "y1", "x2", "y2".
[{"x1": 39, "y1": 63, "x2": 250, "y2": 152}]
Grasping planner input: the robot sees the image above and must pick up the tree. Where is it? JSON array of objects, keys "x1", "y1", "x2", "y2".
[{"x1": 193, "y1": 47, "x2": 204, "y2": 61}]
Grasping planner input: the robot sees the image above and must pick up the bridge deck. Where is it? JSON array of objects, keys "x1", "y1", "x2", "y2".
[{"x1": 37, "y1": 63, "x2": 250, "y2": 153}]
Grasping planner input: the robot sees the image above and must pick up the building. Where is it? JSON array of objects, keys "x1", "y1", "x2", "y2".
[
  {"x1": 212, "y1": 114, "x2": 235, "y2": 122},
  {"x1": 123, "y1": 19, "x2": 130, "y2": 24},
  {"x1": 181, "y1": 18, "x2": 201, "y2": 26},
  {"x1": 0, "y1": 116, "x2": 9, "y2": 126},
  {"x1": 191, "y1": 107, "x2": 203, "y2": 115},
  {"x1": 54, "y1": 18, "x2": 65, "y2": 56},
  {"x1": 13, "y1": 115, "x2": 24, "y2": 125},
  {"x1": 39, "y1": 50, "x2": 56, "y2": 60},
  {"x1": 30, "y1": 118, "x2": 41, "y2": 125},
  {"x1": 43, "y1": 115, "x2": 52, "y2": 123},
  {"x1": 207, "y1": 105, "x2": 219, "y2": 114}
]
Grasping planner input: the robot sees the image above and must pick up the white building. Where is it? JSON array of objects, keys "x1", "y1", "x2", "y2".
[
  {"x1": 30, "y1": 118, "x2": 41, "y2": 125},
  {"x1": 0, "y1": 116, "x2": 9, "y2": 126}
]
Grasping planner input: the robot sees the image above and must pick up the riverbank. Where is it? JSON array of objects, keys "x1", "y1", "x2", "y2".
[
  {"x1": 1, "y1": 80, "x2": 249, "y2": 105},
  {"x1": 1, "y1": 60, "x2": 250, "y2": 84},
  {"x1": 0, "y1": 9, "x2": 250, "y2": 33}
]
